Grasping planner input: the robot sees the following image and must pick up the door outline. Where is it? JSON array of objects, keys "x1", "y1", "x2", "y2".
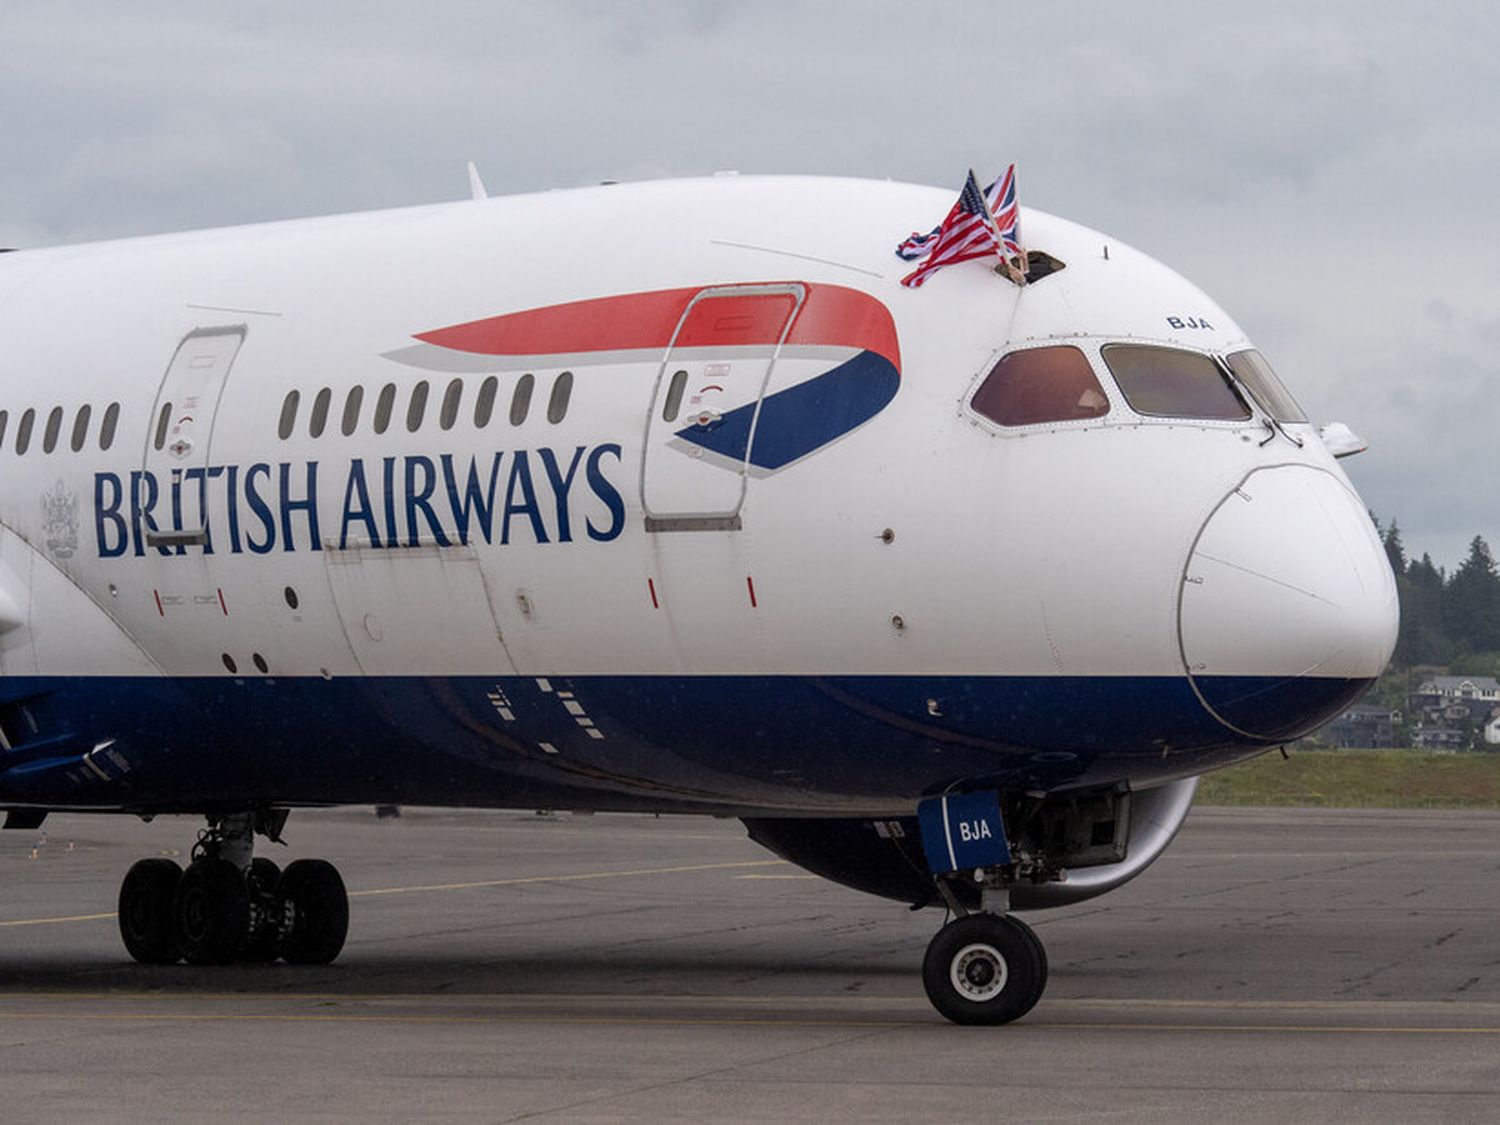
[
  {"x1": 140, "y1": 325, "x2": 246, "y2": 548},
  {"x1": 322, "y1": 541, "x2": 518, "y2": 677},
  {"x1": 640, "y1": 283, "x2": 806, "y2": 532}
]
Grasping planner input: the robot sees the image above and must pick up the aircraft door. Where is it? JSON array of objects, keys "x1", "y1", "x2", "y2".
[
  {"x1": 140, "y1": 326, "x2": 246, "y2": 548},
  {"x1": 641, "y1": 284, "x2": 804, "y2": 531}
]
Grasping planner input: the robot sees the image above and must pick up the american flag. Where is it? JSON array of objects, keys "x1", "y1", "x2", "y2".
[
  {"x1": 896, "y1": 164, "x2": 1025, "y2": 275},
  {"x1": 898, "y1": 170, "x2": 1003, "y2": 288}
]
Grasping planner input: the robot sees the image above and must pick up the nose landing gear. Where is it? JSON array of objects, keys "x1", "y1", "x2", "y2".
[
  {"x1": 117, "y1": 812, "x2": 348, "y2": 967},
  {"x1": 922, "y1": 911, "x2": 1048, "y2": 1025}
]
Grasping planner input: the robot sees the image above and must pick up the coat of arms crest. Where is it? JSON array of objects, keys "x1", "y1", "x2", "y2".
[{"x1": 41, "y1": 479, "x2": 79, "y2": 559}]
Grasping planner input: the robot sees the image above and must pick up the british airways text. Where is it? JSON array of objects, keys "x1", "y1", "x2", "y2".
[{"x1": 93, "y1": 444, "x2": 626, "y2": 558}]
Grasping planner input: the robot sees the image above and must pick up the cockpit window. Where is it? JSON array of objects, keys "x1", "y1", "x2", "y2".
[
  {"x1": 1101, "y1": 344, "x2": 1250, "y2": 421},
  {"x1": 1224, "y1": 349, "x2": 1307, "y2": 424},
  {"x1": 970, "y1": 345, "x2": 1110, "y2": 427}
]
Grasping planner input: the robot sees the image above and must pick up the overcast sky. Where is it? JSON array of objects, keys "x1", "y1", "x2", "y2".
[{"x1": 3, "y1": 2, "x2": 1494, "y2": 570}]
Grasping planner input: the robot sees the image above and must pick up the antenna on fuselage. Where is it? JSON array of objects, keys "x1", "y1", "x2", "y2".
[{"x1": 466, "y1": 161, "x2": 488, "y2": 201}]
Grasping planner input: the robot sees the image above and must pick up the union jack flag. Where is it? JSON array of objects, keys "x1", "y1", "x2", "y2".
[
  {"x1": 898, "y1": 170, "x2": 1003, "y2": 288},
  {"x1": 896, "y1": 164, "x2": 1025, "y2": 277},
  {"x1": 987, "y1": 163, "x2": 1023, "y2": 258}
]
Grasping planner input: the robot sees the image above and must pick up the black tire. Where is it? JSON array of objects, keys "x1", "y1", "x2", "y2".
[
  {"x1": 1005, "y1": 915, "x2": 1049, "y2": 1014},
  {"x1": 172, "y1": 857, "x2": 250, "y2": 965},
  {"x1": 276, "y1": 858, "x2": 348, "y2": 965},
  {"x1": 241, "y1": 857, "x2": 284, "y2": 963},
  {"x1": 248, "y1": 856, "x2": 282, "y2": 892},
  {"x1": 118, "y1": 858, "x2": 183, "y2": 964},
  {"x1": 922, "y1": 913, "x2": 1046, "y2": 1026}
]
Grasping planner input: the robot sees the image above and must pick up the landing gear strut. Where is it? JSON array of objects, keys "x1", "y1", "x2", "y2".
[{"x1": 117, "y1": 812, "x2": 348, "y2": 967}]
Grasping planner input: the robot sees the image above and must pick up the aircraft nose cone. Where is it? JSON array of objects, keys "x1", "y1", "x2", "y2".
[{"x1": 1179, "y1": 465, "x2": 1399, "y2": 740}]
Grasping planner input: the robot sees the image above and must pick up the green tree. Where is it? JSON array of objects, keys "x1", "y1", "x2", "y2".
[
  {"x1": 1397, "y1": 553, "x2": 1452, "y2": 666},
  {"x1": 1382, "y1": 521, "x2": 1408, "y2": 577},
  {"x1": 1443, "y1": 536, "x2": 1500, "y2": 653},
  {"x1": 1450, "y1": 651, "x2": 1500, "y2": 679}
]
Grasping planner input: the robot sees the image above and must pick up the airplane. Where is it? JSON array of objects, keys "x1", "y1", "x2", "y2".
[{"x1": 0, "y1": 172, "x2": 1397, "y2": 1024}]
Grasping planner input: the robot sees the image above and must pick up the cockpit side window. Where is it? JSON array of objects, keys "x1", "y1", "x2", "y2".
[
  {"x1": 970, "y1": 345, "x2": 1110, "y2": 427},
  {"x1": 1225, "y1": 349, "x2": 1307, "y2": 424},
  {"x1": 1101, "y1": 344, "x2": 1250, "y2": 421}
]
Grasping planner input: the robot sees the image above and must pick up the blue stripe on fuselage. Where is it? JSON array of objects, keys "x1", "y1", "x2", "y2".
[{"x1": 0, "y1": 673, "x2": 1369, "y2": 813}]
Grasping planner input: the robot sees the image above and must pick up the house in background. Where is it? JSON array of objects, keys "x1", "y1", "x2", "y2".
[
  {"x1": 1410, "y1": 676, "x2": 1500, "y2": 724},
  {"x1": 1412, "y1": 725, "x2": 1468, "y2": 751},
  {"x1": 1319, "y1": 703, "x2": 1397, "y2": 748}
]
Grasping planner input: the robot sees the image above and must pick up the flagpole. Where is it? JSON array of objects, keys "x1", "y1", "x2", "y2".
[{"x1": 982, "y1": 167, "x2": 1026, "y2": 287}]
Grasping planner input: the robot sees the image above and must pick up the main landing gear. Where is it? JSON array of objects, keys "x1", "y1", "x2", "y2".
[
  {"x1": 117, "y1": 812, "x2": 348, "y2": 967},
  {"x1": 921, "y1": 888, "x2": 1049, "y2": 1025}
]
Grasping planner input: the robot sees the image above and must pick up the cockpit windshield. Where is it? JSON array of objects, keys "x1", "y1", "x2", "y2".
[
  {"x1": 970, "y1": 345, "x2": 1110, "y2": 426},
  {"x1": 1224, "y1": 349, "x2": 1307, "y2": 424},
  {"x1": 1101, "y1": 344, "x2": 1250, "y2": 421}
]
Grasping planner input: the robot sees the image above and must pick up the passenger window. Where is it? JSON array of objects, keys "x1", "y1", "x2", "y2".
[
  {"x1": 440, "y1": 378, "x2": 463, "y2": 430},
  {"x1": 100, "y1": 403, "x2": 119, "y2": 451},
  {"x1": 153, "y1": 403, "x2": 171, "y2": 451},
  {"x1": 1101, "y1": 344, "x2": 1250, "y2": 421},
  {"x1": 374, "y1": 383, "x2": 396, "y2": 434},
  {"x1": 662, "y1": 369, "x2": 688, "y2": 422},
  {"x1": 474, "y1": 376, "x2": 498, "y2": 427},
  {"x1": 1225, "y1": 349, "x2": 1307, "y2": 424},
  {"x1": 406, "y1": 380, "x2": 430, "y2": 433},
  {"x1": 16, "y1": 408, "x2": 35, "y2": 454},
  {"x1": 278, "y1": 390, "x2": 300, "y2": 440},
  {"x1": 341, "y1": 386, "x2": 364, "y2": 436},
  {"x1": 971, "y1": 346, "x2": 1110, "y2": 427},
  {"x1": 43, "y1": 406, "x2": 63, "y2": 453},
  {"x1": 547, "y1": 371, "x2": 573, "y2": 424},
  {"x1": 309, "y1": 387, "x2": 331, "y2": 438},
  {"x1": 0, "y1": 410, "x2": 8, "y2": 449},
  {"x1": 71, "y1": 405, "x2": 91, "y2": 452},
  {"x1": 510, "y1": 373, "x2": 535, "y2": 426}
]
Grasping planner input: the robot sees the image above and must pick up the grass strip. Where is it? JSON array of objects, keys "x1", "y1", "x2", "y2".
[{"x1": 1195, "y1": 749, "x2": 1500, "y2": 809}]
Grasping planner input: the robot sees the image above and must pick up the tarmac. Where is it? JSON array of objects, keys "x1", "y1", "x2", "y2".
[{"x1": 3, "y1": 804, "x2": 1500, "y2": 1122}]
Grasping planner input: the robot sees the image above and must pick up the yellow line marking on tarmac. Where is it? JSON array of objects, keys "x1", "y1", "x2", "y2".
[
  {"x1": 734, "y1": 874, "x2": 822, "y2": 880},
  {"x1": 346, "y1": 859, "x2": 787, "y2": 897},
  {"x1": 5, "y1": 993, "x2": 1499, "y2": 1017},
  {"x1": 0, "y1": 860, "x2": 789, "y2": 927},
  {"x1": 3, "y1": 989, "x2": 1500, "y2": 1033},
  {"x1": 0, "y1": 911, "x2": 117, "y2": 929},
  {"x1": 1045, "y1": 997, "x2": 1500, "y2": 1013},
  {"x1": 0, "y1": 1007, "x2": 1496, "y2": 1034},
  {"x1": 1029, "y1": 1023, "x2": 1500, "y2": 1036},
  {"x1": 0, "y1": 1011, "x2": 910, "y2": 1028}
]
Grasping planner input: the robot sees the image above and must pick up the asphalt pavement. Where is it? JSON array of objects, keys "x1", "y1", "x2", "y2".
[{"x1": 3, "y1": 805, "x2": 1499, "y2": 1122}]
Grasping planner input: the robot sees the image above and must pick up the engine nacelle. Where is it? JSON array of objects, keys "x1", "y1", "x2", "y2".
[{"x1": 742, "y1": 776, "x2": 1198, "y2": 911}]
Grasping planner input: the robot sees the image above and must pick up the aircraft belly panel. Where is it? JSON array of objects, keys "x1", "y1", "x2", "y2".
[{"x1": 0, "y1": 671, "x2": 1368, "y2": 814}]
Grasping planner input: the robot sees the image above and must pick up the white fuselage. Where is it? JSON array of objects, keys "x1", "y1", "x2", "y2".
[{"x1": 0, "y1": 176, "x2": 1396, "y2": 814}]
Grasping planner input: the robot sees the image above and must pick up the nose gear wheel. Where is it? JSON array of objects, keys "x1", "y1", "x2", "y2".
[{"x1": 923, "y1": 913, "x2": 1047, "y2": 1025}]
